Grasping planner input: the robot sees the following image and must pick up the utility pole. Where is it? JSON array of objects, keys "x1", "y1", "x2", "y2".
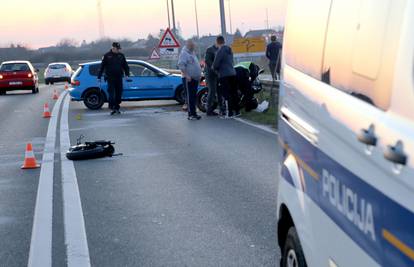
[
  {"x1": 219, "y1": 0, "x2": 227, "y2": 39},
  {"x1": 194, "y1": 0, "x2": 200, "y2": 38},
  {"x1": 227, "y1": 0, "x2": 233, "y2": 34},
  {"x1": 97, "y1": 0, "x2": 105, "y2": 38},
  {"x1": 266, "y1": 8, "x2": 270, "y2": 29},
  {"x1": 167, "y1": 0, "x2": 171, "y2": 29},
  {"x1": 171, "y1": 0, "x2": 177, "y2": 34}
]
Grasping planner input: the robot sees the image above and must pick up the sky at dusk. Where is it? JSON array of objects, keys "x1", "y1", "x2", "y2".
[{"x1": 0, "y1": 0, "x2": 287, "y2": 48}]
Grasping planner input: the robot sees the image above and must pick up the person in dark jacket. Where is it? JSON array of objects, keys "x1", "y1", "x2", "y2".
[
  {"x1": 235, "y1": 61, "x2": 261, "y2": 112},
  {"x1": 98, "y1": 42, "x2": 130, "y2": 115},
  {"x1": 204, "y1": 44, "x2": 224, "y2": 116},
  {"x1": 265, "y1": 35, "x2": 282, "y2": 80},
  {"x1": 212, "y1": 36, "x2": 239, "y2": 118}
]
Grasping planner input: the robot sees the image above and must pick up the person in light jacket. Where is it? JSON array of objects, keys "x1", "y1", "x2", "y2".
[{"x1": 178, "y1": 40, "x2": 202, "y2": 120}]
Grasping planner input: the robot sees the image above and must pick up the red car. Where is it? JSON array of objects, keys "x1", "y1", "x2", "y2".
[{"x1": 0, "y1": 61, "x2": 39, "y2": 94}]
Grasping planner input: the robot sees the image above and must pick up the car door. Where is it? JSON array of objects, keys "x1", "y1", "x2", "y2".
[{"x1": 125, "y1": 62, "x2": 172, "y2": 99}]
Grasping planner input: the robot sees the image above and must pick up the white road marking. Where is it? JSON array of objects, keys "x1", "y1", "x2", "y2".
[
  {"x1": 60, "y1": 94, "x2": 91, "y2": 267},
  {"x1": 233, "y1": 117, "x2": 278, "y2": 136},
  {"x1": 28, "y1": 91, "x2": 67, "y2": 267}
]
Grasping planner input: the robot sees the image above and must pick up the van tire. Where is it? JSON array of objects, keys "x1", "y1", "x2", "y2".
[
  {"x1": 83, "y1": 88, "x2": 104, "y2": 110},
  {"x1": 281, "y1": 227, "x2": 307, "y2": 267}
]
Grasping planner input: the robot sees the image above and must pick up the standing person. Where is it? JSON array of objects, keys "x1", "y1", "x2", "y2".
[
  {"x1": 178, "y1": 40, "x2": 202, "y2": 120},
  {"x1": 266, "y1": 35, "x2": 282, "y2": 80},
  {"x1": 212, "y1": 36, "x2": 239, "y2": 118},
  {"x1": 205, "y1": 43, "x2": 223, "y2": 116},
  {"x1": 98, "y1": 42, "x2": 130, "y2": 115}
]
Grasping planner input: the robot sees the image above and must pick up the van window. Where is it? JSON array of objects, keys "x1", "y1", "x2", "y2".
[
  {"x1": 284, "y1": 0, "x2": 332, "y2": 80},
  {"x1": 323, "y1": 0, "x2": 405, "y2": 110}
]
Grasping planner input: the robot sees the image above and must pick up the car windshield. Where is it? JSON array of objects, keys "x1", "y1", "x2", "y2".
[
  {"x1": 0, "y1": 63, "x2": 30, "y2": 72},
  {"x1": 49, "y1": 64, "x2": 66, "y2": 69}
]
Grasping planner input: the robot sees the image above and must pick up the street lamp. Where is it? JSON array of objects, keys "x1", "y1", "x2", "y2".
[
  {"x1": 194, "y1": 0, "x2": 200, "y2": 38},
  {"x1": 171, "y1": 0, "x2": 177, "y2": 33},
  {"x1": 219, "y1": 0, "x2": 227, "y2": 39},
  {"x1": 227, "y1": 0, "x2": 233, "y2": 34},
  {"x1": 166, "y1": 0, "x2": 171, "y2": 29}
]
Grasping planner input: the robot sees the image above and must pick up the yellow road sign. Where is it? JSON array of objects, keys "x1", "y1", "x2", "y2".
[{"x1": 231, "y1": 37, "x2": 266, "y2": 55}]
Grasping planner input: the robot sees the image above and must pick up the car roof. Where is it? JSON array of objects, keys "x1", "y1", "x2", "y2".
[
  {"x1": 48, "y1": 62, "x2": 69, "y2": 65},
  {"x1": 1, "y1": 60, "x2": 31, "y2": 65},
  {"x1": 80, "y1": 59, "x2": 148, "y2": 66}
]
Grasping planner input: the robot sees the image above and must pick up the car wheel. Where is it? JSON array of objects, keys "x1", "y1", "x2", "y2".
[
  {"x1": 175, "y1": 85, "x2": 186, "y2": 105},
  {"x1": 197, "y1": 88, "x2": 217, "y2": 113},
  {"x1": 32, "y1": 86, "x2": 38, "y2": 94},
  {"x1": 83, "y1": 89, "x2": 104, "y2": 110},
  {"x1": 281, "y1": 227, "x2": 307, "y2": 267}
]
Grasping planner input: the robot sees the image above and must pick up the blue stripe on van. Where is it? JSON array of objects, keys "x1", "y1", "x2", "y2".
[{"x1": 279, "y1": 119, "x2": 414, "y2": 267}]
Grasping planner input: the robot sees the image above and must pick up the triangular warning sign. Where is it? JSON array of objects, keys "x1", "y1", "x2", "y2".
[
  {"x1": 149, "y1": 47, "x2": 161, "y2": 60},
  {"x1": 159, "y1": 28, "x2": 180, "y2": 48}
]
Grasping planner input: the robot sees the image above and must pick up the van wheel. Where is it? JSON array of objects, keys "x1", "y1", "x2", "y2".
[
  {"x1": 281, "y1": 227, "x2": 307, "y2": 267},
  {"x1": 83, "y1": 89, "x2": 104, "y2": 110},
  {"x1": 175, "y1": 85, "x2": 186, "y2": 105}
]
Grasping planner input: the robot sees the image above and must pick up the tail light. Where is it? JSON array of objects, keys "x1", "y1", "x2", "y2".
[
  {"x1": 71, "y1": 80, "x2": 80, "y2": 86},
  {"x1": 0, "y1": 74, "x2": 3, "y2": 79},
  {"x1": 28, "y1": 73, "x2": 33, "y2": 78}
]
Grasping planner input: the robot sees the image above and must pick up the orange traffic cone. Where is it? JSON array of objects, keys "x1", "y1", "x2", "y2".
[
  {"x1": 21, "y1": 143, "x2": 40, "y2": 169},
  {"x1": 43, "y1": 103, "x2": 51, "y2": 118},
  {"x1": 52, "y1": 89, "x2": 59, "y2": 100}
]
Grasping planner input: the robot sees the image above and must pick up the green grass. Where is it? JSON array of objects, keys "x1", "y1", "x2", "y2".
[
  {"x1": 37, "y1": 68, "x2": 45, "y2": 83},
  {"x1": 241, "y1": 91, "x2": 278, "y2": 129}
]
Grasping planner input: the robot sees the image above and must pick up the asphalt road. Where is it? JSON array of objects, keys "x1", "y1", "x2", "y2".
[
  {"x1": 0, "y1": 85, "x2": 63, "y2": 266},
  {"x1": 0, "y1": 85, "x2": 281, "y2": 266}
]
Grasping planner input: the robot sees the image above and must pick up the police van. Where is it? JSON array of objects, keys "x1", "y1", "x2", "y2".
[{"x1": 277, "y1": 0, "x2": 414, "y2": 266}]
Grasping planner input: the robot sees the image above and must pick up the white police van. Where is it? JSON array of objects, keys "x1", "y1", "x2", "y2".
[{"x1": 277, "y1": 0, "x2": 414, "y2": 266}]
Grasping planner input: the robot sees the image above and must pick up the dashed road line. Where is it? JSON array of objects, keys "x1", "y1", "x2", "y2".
[
  {"x1": 60, "y1": 93, "x2": 91, "y2": 267},
  {"x1": 233, "y1": 117, "x2": 278, "y2": 136},
  {"x1": 28, "y1": 91, "x2": 67, "y2": 267}
]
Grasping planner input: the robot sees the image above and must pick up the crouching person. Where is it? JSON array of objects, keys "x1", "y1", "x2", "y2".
[{"x1": 178, "y1": 40, "x2": 202, "y2": 120}]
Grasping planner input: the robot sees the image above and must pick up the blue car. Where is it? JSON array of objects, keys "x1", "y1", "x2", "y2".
[{"x1": 69, "y1": 60, "x2": 189, "y2": 110}]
